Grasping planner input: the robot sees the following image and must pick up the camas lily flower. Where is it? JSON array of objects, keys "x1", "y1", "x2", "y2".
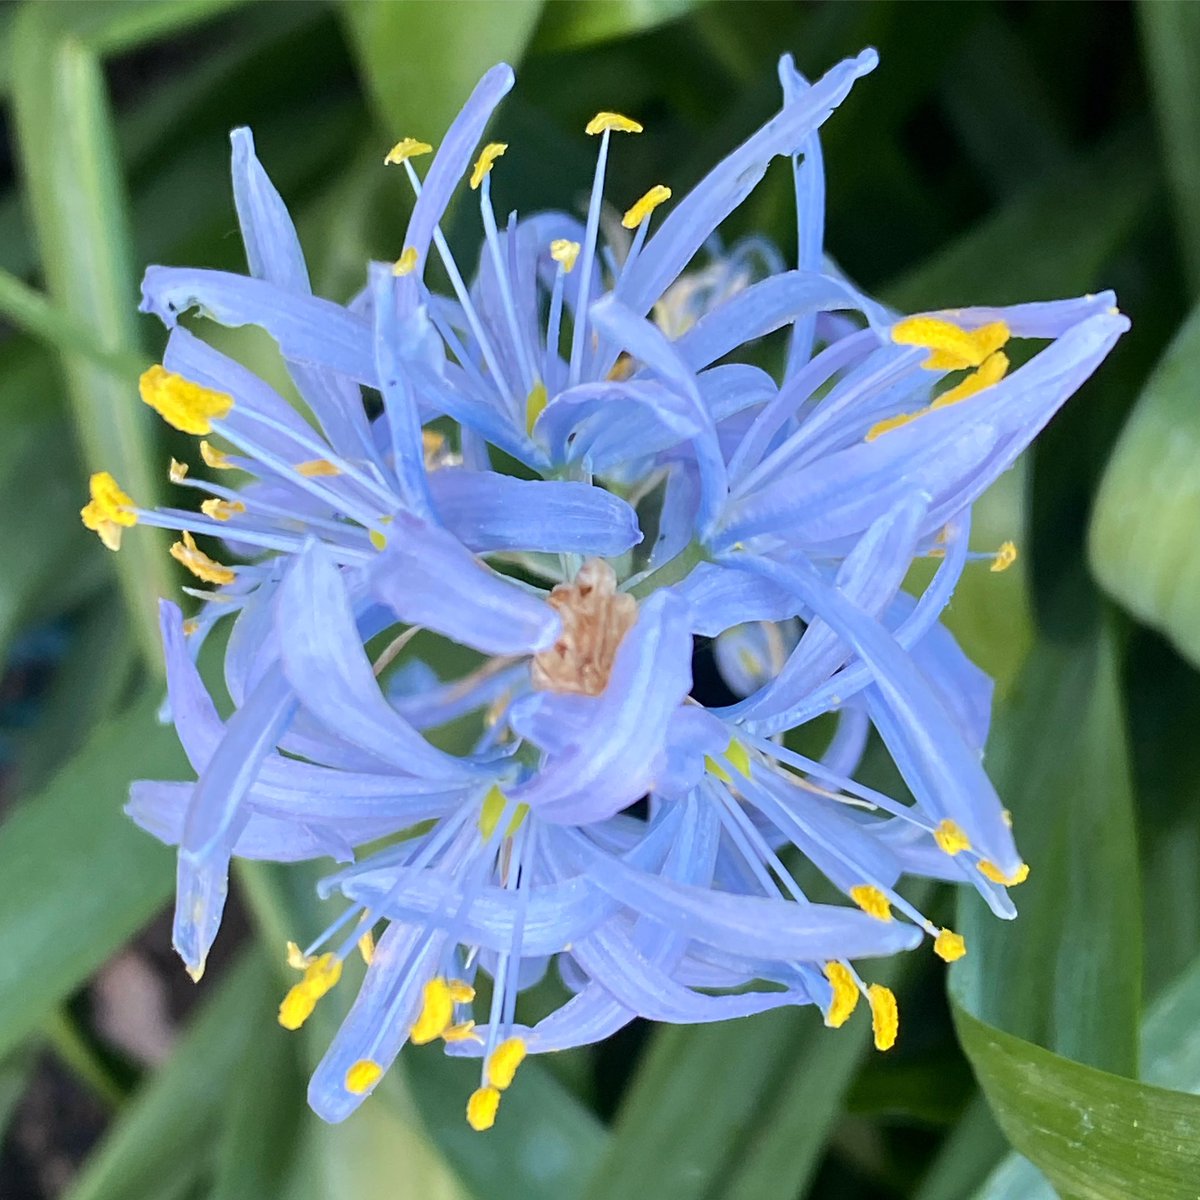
[{"x1": 110, "y1": 45, "x2": 1128, "y2": 1133}]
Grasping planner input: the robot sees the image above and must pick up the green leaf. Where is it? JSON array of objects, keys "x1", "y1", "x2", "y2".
[
  {"x1": 531, "y1": 0, "x2": 701, "y2": 53},
  {"x1": 956, "y1": 624, "x2": 1140, "y2": 1074},
  {"x1": 341, "y1": 0, "x2": 545, "y2": 140},
  {"x1": 1090, "y1": 302, "x2": 1200, "y2": 669},
  {"x1": 1138, "y1": 0, "x2": 1200, "y2": 292},
  {"x1": 0, "y1": 691, "x2": 181, "y2": 1062},
  {"x1": 64, "y1": 953, "x2": 270, "y2": 1200},
  {"x1": 953, "y1": 999, "x2": 1200, "y2": 1200},
  {"x1": 11, "y1": 4, "x2": 172, "y2": 671}
]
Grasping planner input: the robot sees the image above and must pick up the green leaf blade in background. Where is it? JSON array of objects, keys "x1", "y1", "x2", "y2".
[{"x1": 1090, "y1": 303, "x2": 1200, "y2": 670}]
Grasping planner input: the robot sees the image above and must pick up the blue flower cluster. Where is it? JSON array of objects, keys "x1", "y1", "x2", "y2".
[{"x1": 82, "y1": 49, "x2": 1127, "y2": 1130}]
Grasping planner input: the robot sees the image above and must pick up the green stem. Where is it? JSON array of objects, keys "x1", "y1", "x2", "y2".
[
  {"x1": 45, "y1": 1006, "x2": 126, "y2": 1108},
  {"x1": 627, "y1": 539, "x2": 709, "y2": 599}
]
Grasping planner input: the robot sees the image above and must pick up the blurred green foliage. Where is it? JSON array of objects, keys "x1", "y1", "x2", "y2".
[{"x1": 1, "y1": 0, "x2": 1199, "y2": 1196}]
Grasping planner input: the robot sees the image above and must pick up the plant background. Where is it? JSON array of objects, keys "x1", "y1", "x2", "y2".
[{"x1": 1, "y1": 1, "x2": 1199, "y2": 1197}]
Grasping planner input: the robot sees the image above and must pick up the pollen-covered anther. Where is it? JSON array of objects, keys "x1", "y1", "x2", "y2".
[
  {"x1": 201, "y1": 498, "x2": 246, "y2": 522},
  {"x1": 384, "y1": 137, "x2": 433, "y2": 165},
  {"x1": 550, "y1": 239, "x2": 581, "y2": 272},
  {"x1": 850, "y1": 885, "x2": 893, "y2": 922},
  {"x1": 486, "y1": 1037, "x2": 527, "y2": 1090},
  {"x1": 139, "y1": 364, "x2": 233, "y2": 435},
  {"x1": 470, "y1": 142, "x2": 507, "y2": 189},
  {"x1": 286, "y1": 941, "x2": 313, "y2": 970},
  {"x1": 345, "y1": 1059, "x2": 383, "y2": 1094},
  {"x1": 978, "y1": 860, "x2": 1030, "y2": 887},
  {"x1": 410, "y1": 978, "x2": 455, "y2": 1045},
  {"x1": 586, "y1": 111, "x2": 643, "y2": 135},
  {"x1": 725, "y1": 739, "x2": 753, "y2": 779},
  {"x1": 80, "y1": 471, "x2": 138, "y2": 551},
  {"x1": 622, "y1": 184, "x2": 672, "y2": 229},
  {"x1": 278, "y1": 952, "x2": 343, "y2": 1030},
  {"x1": 443, "y1": 1021, "x2": 481, "y2": 1044},
  {"x1": 933, "y1": 819, "x2": 971, "y2": 856},
  {"x1": 170, "y1": 531, "x2": 236, "y2": 586},
  {"x1": 525, "y1": 381, "x2": 548, "y2": 435},
  {"x1": 467, "y1": 1085, "x2": 501, "y2": 1131},
  {"x1": 865, "y1": 410, "x2": 919, "y2": 443},
  {"x1": 932, "y1": 349, "x2": 1009, "y2": 409},
  {"x1": 357, "y1": 930, "x2": 375, "y2": 965},
  {"x1": 934, "y1": 929, "x2": 967, "y2": 962},
  {"x1": 479, "y1": 785, "x2": 529, "y2": 839},
  {"x1": 868, "y1": 984, "x2": 898, "y2": 1051},
  {"x1": 182, "y1": 618, "x2": 200, "y2": 636},
  {"x1": 393, "y1": 247, "x2": 419, "y2": 277},
  {"x1": 295, "y1": 458, "x2": 342, "y2": 477},
  {"x1": 200, "y1": 440, "x2": 234, "y2": 470},
  {"x1": 891, "y1": 315, "x2": 1011, "y2": 371},
  {"x1": 823, "y1": 962, "x2": 859, "y2": 1028},
  {"x1": 532, "y1": 559, "x2": 637, "y2": 696},
  {"x1": 168, "y1": 458, "x2": 189, "y2": 483},
  {"x1": 991, "y1": 540, "x2": 1018, "y2": 573}
]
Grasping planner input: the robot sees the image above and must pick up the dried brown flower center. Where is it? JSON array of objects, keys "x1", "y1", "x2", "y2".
[{"x1": 531, "y1": 559, "x2": 637, "y2": 696}]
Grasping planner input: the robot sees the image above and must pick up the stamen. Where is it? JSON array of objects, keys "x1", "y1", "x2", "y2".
[
  {"x1": 278, "y1": 952, "x2": 343, "y2": 1030},
  {"x1": 139, "y1": 365, "x2": 233, "y2": 435},
  {"x1": 344, "y1": 1059, "x2": 383, "y2": 1094},
  {"x1": 170, "y1": 531, "x2": 236, "y2": 585},
  {"x1": 384, "y1": 138, "x2": 432, "y2": 165},
  {"x1": 80, "y1": 471, "x2": 138, "y2": 551},
  {"x1": 868, "y1": 984, "x2": 898, "y2": 1050},
  {"x1": 849, "y1": 885, "x2": 893, "y2": 922},
  {"x1": 525, "y1": 382, "x2": 548, "y2": 436},
  {"x1": 200, "y1": 498, "x2": 246, "y2": 521},
  {"x1": 357, "y1": 930, "x2": 375, "y2": 965},
  {"x1": 550, "y1": 239, "x2": 580, "y2": 272},
  {"x1": 470, "y1": 142, "x2": 508, "y2": 190},
  {"x1": 823, "y1": 961, "x2": 859, "y2": 1028},
  {"x1": 467, "y1": 1085, "x2": 501, "y2": 1131},
  {"x1": 393, "y1": 247, "x2": 419, "y2": 276},
  {"x1": 169, "y1": 458, "x2": 189, "y2": 483},
  {"x1": 486, "y1": 1037, "x2": 527, "y2": 1090},
  {"x1": 443, "y1": 1020, "x2": 481, "y2": 1043},
  {"x1": 286, "y1": 941, "x2": 312, "y2": 970},
  {"x1": 891, "y1": 316, "x2": 1011, "y2": 370},
  {"x1": 933, "y1": 819, "x2": 971, "y2": 855},
  {"x1": 934, "y1": 929, "x2": 967, "y2": 962},
  {"x1": 725, "y1": 739, "x2": 753, "y2": 779},
  {"x1": 991, "y1": 541, "x2": 1018, "y2": 573},
  {"x1": 622, "y1": 184, "x2": 671, "y2": 229},
  {"x1": 479, "y1": 785, "x2": 529, "y2": 839},
  {"x1": 704, "y1": 755, "x2": 733, "y2": 784},
  {"x1": 978, "y1": 860, "x2": 1030, "y2": 887},
  {"x1": 200, "y1": 440, "x2": 234, "y2": 470},
  {"x1": 410, "y1": 977, "x2": 455, "y2": 1045},
  {"x1": 294, "y1": 458, "x2": 342, "y2": 477},
  {"x1": 585, "y1": 112, "x2": 643, "y2": 135}
]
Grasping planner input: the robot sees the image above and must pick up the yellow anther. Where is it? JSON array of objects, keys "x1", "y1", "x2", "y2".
[
  {"x1": 447, "y1": 979, "x2": 476, "y2": 1004},
  {"x1": 393, "y1": 247, "x2": 419, "y2": 277},
  {"x1": 479, "y1": 785, "x2": 529, "y2": 839},
  {"x1": 345, "y1": 1059, "x2": 383, "y2": 1094},
  {"x1": 369, "y1": 529, "x2": 388, "y2": 551},
  {"x1": 933, "y1": 819, "x2": 971, "y2": 856},
  {"x1": 170, "y1": 531, "x2": 236, "y2": 586},
  {"x1": 525, "y1": 381, "x2": 548, "y2": 435},
  {"x1": 934, "y1": 929, "x2": 967, "y2": 962},
  {"x1": 704, "y1": 754, "x2": 732, "y2": 784},
  {"x1": 868, "y1": 984, "x2": 898, "y2": 1051},
  {"x1": 443, "y1": 1020, "x2": 482, "y2": 1043},
  {"x1": 81, "y1": 471, "x2": 138, "y2": 551},
  {"x1": 467, "y1": 1085, "x2": 501, "y2": 1131},
  {"x1": 823, "y1": 962, "x2": 859, "y2": 1028},
  {"x1": 865, "y1": 410, "x2": 918, "y2": 443},
  {"x1": 978, "y1": 860, "x2": 1030, "y2": 887},
  {"x1": 384, "y1": 137, "x2": 433, "y2": 165},
  {"x1": 182, "y1": 618, "x2": 200, "y2": 636},
  {"x1": 991, "y1": 540, "x2": 1018, "y2": 573},
  {"x1": 892, "y1": 316, "x2": 1010, "y2": 371},
  {"x1": 200, "y1": 498, "x2": 246, "y2": 522},
  {"x1": 550, "y1": 239, "x2": 581, "y2": 273},
  {"x1": 200, "y1": 440, "x2": 234, "y2": 470},
  {"x1": 850, "y1": 885, "x2": 893, "y2": 922},
  {"x1": 470, "y1": 142, "x2": 508, "y2": 190},
  {"x1": 295, "y1": 458, "x2": 342, "y2": 477},
  {"x1": 1001, "y1": 809, "x2": 1013, "y2": 828},
  {"x1": 931, "y1": 349, "x2": 1010, "y2": 410},
  {"x1": 410, "y1": 978, "x2": 454, "y2": 1045},
  {"x1": 286, "y1": 941, "x2": 312, "y2": 970},
  {"x1": 725, "y1": 740, "x2": 753, "y2": 779},
  {"x1": 139, "y1": 364, "x2": 233, "y2": 435},
  {"x1": 169, "y1": 458, "x2": 189, "y2": 483},
  {"x1": 486, "y1": 1037, "x2": 527, "y2": 1090},
  {"x1": 358, "y1": 930, "x2": 376, "y2": 965},
  {"x1": 622, "y1": 184, "x2": 672, "y2": 229},
  {"x1": 277, "y1": 953, "x2": 343, "y2": 1030},
  {"x1": 586, "y1": 111, "x2": 643, "y2": 136}
]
